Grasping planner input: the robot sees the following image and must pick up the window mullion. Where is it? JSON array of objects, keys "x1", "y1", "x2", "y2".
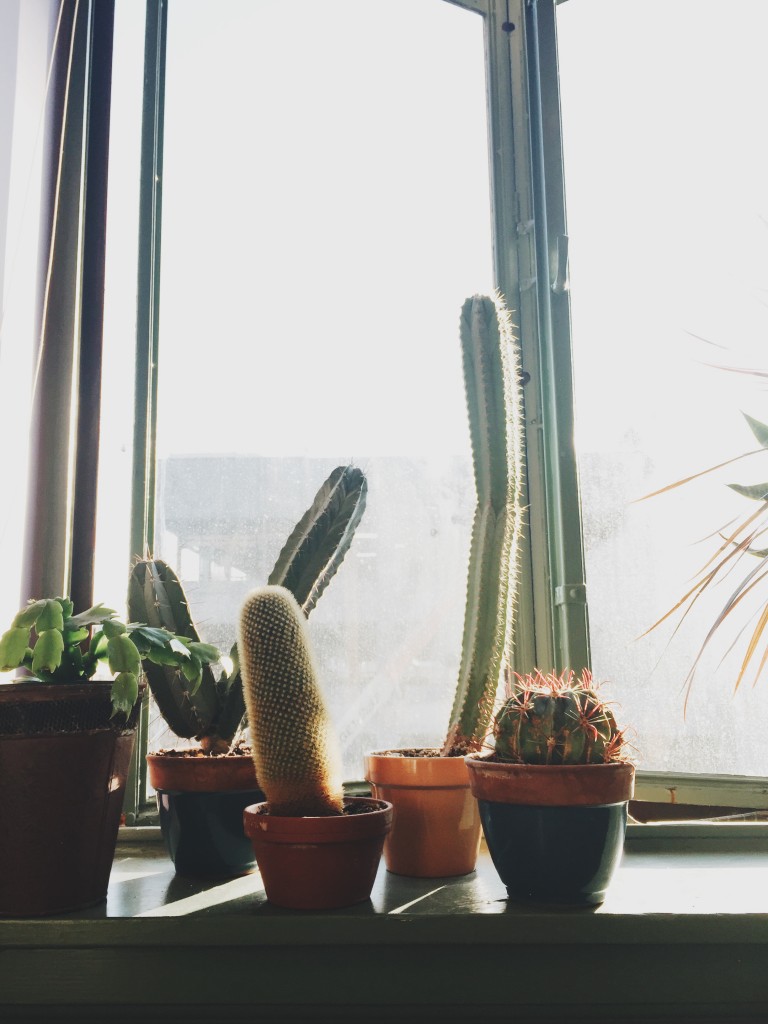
[
  {"x1": 491, "y1": 0, "x2": 589, "y2": 674},
  {"x1": 124, "y1": 0, "x2": 168, "y2": 824}
]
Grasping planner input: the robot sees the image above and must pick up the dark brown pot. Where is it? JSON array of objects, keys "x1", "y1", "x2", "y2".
[
  {"x1": 364, "y1": 749, "x2": 481, "y2": 877},
  {"x1": 0, "y1": 680, "x2": 141, "y2": 917},
  {"x1": 243, "y1": 797, "x2": 393, "y2": 910}
]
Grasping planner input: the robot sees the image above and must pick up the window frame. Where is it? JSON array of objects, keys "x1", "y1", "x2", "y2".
[{"x1": 14, "y1": 0, "x2": 768, "y2": 820}]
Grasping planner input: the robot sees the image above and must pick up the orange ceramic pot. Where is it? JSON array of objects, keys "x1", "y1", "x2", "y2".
[
  {"x1": 243, "y1": 797, "x2": 392, "y2": 910},
  {"x1": 364, "y1": 750, "x2": 481, "y2": 877}
]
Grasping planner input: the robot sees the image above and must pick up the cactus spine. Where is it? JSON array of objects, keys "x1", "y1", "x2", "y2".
[
  {"x1": 239, "y1": 586, "x2": 343, "y2": 816},
  {"x1": 494, "y1": 670, "x2": 626, "y2": 765},
  {"x1": 442, "y1": 293, "x2": 525, "y2": 756},
  {"x1": 127, "y1": 465, "x2": 367, "y2": 754}
]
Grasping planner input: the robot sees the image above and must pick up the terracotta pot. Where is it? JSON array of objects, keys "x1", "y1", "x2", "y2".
[
  {"x1": 0, "y1": 680, "x2": 141, "y2": 916},
  {"x1": 243, "y1": 796, "x2": 392, "y2": 910},
  {"x1": 147, "y1": 752, "x2": 264, "y2": 878},
  {"x1": 364, "y1": 749, "x2": 481, "y2": 877},
  {"x1": 466, "y1": 756, "x2": 635, "y2": 906}
]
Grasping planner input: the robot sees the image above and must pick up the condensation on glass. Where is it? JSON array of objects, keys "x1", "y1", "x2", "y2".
[{"x1": 558, "y1": 0, "x2": 768, "y2": 775}]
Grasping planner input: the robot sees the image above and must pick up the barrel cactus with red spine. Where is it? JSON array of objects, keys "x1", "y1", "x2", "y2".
[{"x1": 493, "y1": 669, "x2": 626, "y2": 765}]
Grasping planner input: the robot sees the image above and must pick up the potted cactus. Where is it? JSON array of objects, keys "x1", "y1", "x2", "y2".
[
  {"x1": 465, "y1": 669, "x2": 635, "y2": 906},
  {"x1": 128, "y1": 465, "x2": 367, "y2": 877},
  {"x1": 364, "y1": 292, "x2": 525, "y2": 878},
  {"x1": 0, "y1": 597, "x2": 216, "y2": 915},
  {"x1": 240, "y1": 585, "x2": 392, "y2": 910}
]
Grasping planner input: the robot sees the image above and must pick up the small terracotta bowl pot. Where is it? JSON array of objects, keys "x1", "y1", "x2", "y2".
[
  {"x1": 243, "y1": 796, "x2": 392, "y2": 910},
  {"x1": 364, "y1": 750, "x2": 481, "y2": 877}
]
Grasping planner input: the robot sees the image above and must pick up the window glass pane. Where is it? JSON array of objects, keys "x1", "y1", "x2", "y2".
[
  {"x1": 153, "y1": 0, "x2": 493, "y2": 776},
  {"x1": 558, "y1": 0, "x2": 768, "y2": 774}
]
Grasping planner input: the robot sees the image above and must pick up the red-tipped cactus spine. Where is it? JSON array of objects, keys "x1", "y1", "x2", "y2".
[
  {"x1": 239, "y1": 585, "x2": 344, "y2": 817},
  {"x1": 493, "y1": 669, "x2": 626, "y2": 766}
]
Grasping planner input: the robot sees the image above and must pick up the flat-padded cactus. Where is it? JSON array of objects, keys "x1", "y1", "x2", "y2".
[
  {"x1": 239, "y1": 586, "x2": 343, "y2": 816},
  {"x1": 442, "y1": 293, "x2": 525, "y2": 755},
  {"x1": 128, "y1": 465, "x2": 367, "y2": 753}
]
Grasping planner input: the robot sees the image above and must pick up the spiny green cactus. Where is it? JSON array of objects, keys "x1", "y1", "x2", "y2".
[
  {"x1": 128, "y1": 465, "x2": 367, "y2": 754},
  {"x1": 493, "y1": 669, "x2": 626, "y2": 765},
  {"x1": 442, "y1": 293, "x2": 525, "y2": 756},
  {"x1": 239, "y1": 585, "x2": 343, "y2": 816}
]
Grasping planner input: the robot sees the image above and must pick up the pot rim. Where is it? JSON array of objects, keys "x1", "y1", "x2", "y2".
[
  {"x1": 465, "y1": 755, "x2": 635, "y2": 806},
  {"x1": 243, "y1": 796, "x2": 393, "y2": 843},
  {"x1": 365, "y1": 748, "x2": 473, "y2": 788},
  {"x1": 147, "y1": 750, "x2": 258, "y2": 793}
]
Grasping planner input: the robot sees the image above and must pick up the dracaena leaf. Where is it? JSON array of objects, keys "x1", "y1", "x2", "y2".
[
  {"x1": 744, "y1": 413, "x2": 768, "y2": 449},
  {"x1": 728, "y1": 482, "x2": 768, "y2": 501}
]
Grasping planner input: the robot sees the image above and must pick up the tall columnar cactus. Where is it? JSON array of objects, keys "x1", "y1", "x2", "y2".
[
  {"x1": 493, "y1": 670, "x2": 626, "y2": 765},
  {"x1": 239, "y1": 585, "x2": 344, "y2": 816},
  {"x1": 128, "y1": 464, "x2": 367, "y2": 754},
  {"x1": 442, "y1": 293, "x2": 525, "y2": 756}
]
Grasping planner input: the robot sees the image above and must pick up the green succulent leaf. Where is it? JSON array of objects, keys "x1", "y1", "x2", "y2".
[
  {"x1": 107, "y1": 634, "x2": 142, "y2": 677},
  {"x1": 181, "y1": 653, "x2": 203, "y2": 690},
  {"x1": 144, "y1": 644, "x2": 182, "y2": 666},
  {"x1": 110, "y1": 672, "x2": 139, "y2": 717},
  {"x1": 0, "y1": 627, "x2": 31, "y2": 670},
  {"x1": 67, "y1": 603, "x2": 117, "y2": 628},
  {"x1": 63, "y1": 626, "x2": 89, "y2": 645},
  {"x1": 187, "y1": 641, "x2": 220, "y2": 663},
  {"x1": 101, "y1": 619, "x2": 127, "y2": 638},
  {"x1": 31, "y1": 629, "x2": 65, "y2": 675},
  {"x1": 12, "y1": 600, "x2": 46, "y2": 629},
  {"x1": 36, "y1": 599, "x2": 64, "y2": 632},
  {"x1": 56, "y1": 598, "x2": 74, "y2": 619},
  {"x1": 744, "y1": 413, "x2": 768, "y2": 449}
]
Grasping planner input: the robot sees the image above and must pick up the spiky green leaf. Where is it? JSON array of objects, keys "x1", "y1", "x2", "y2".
[{"x1": 12, "y1": 600, "x2": 46, "y2": 629}]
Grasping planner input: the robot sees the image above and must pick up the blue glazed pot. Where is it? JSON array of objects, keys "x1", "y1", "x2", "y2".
[
  {"x1": 477, "y1": 799, "x2": 628, "y2": 906},
  {"x1": 466, "y1": 757, "x2": 635, "y2": 906},
  {"x1": 157, "y1": 787, "x2": 265, "y2": 878}
]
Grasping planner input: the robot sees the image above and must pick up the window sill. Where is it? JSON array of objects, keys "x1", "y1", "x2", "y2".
[{"x1": 1, "y1": 827, "x2": 767, "y2": 1022}]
